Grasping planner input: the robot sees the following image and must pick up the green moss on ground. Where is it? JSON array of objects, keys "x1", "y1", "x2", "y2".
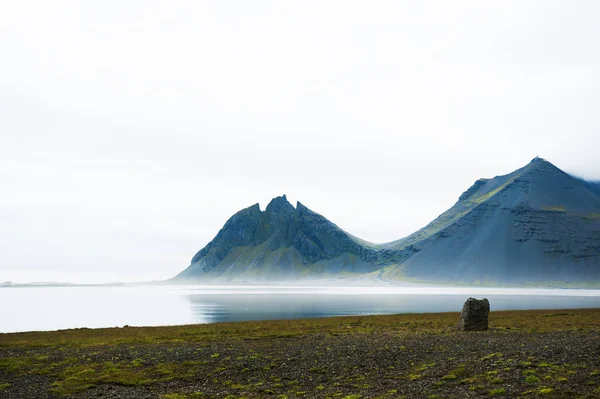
[{"x1": 1, "y1": 309, "x2": 600, "y2": 397}]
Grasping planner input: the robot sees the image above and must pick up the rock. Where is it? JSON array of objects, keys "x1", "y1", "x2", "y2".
[{"x1": 459, "y1": 297, "x2": 490, "y2": 331}]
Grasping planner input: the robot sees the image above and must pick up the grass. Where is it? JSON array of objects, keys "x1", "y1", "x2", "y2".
[
  {"x1": 2, "y1": 309, "x2": 600, "y2": 397},
  {"x1": 488, "y1": 387, "x2": 506, "y2": 396},
  {"x1": 0, "y1": 357, "x2": 211, "y2": 396}
]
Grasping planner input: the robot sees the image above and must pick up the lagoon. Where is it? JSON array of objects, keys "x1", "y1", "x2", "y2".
[{"x1": 2, "y1": 285, "x2": 600, "y2": 333}]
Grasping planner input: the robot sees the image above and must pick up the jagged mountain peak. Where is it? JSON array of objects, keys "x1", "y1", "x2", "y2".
[
  {"x1": 296, "y1": 201, "x2": 313, "y2": 215},
  {"x1": 174, "y1": 195, "x2": 397, "y2": 281},
  {"x1": 265, "y1": 194, "x2": 295, "y2": 214}
]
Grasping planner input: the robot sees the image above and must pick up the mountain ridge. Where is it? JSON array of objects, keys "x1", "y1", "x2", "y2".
[
  {"x1": 173, "y1": 158, "x2": 600, "y2": 286},
  {"x1": 175, "y1": 195, "x2": 408, "y2": 282}
]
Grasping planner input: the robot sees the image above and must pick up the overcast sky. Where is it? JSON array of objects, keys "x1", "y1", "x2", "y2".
[{"x1": 1, "y1": 1, "x2": 599, "y2": 283}]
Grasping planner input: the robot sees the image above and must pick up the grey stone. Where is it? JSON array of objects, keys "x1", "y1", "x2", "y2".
[{"x1": 459, "y1": 297, "x2": 490, "y2": 331}]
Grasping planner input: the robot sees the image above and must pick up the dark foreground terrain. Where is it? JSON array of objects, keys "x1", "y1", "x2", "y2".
[{"x1": 2, "y1": 310, "x2": 600, "y2": 398}]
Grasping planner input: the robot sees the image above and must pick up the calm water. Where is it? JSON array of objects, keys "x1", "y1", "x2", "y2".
[{"x1": 1, "y1": 285, "x2": 600, "y2": 333}]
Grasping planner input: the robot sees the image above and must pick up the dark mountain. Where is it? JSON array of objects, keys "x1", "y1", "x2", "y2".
[
  {"x1": 574, "y1": 176, "x2": 600, "y2": 197},
  {"x1": 174, "y1": 195, "x2": 406, "y2": 282},
  {"x1": 174, "y1": 158, "x2": 600, "y2": 286},
  {"x1": 382, "y1": 157, "x2": 600, "y2": 285}
]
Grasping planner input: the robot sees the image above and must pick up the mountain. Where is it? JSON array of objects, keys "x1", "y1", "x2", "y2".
[
  {"x1": 382, "y1": 157, "x2": 600, "y2": 285},
  {"x1": 174, "y1": 195, "x2": 407, "y2": 282},
  {"x1": 174, "y1": 157, "x2": 600, "y2": 286}
]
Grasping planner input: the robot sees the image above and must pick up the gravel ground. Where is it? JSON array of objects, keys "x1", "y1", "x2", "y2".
[{"x1": 1, "y1": 328, "x2": 600, "y2": 398}]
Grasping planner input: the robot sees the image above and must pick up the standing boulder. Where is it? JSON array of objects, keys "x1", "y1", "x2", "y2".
[{"x1": 459, "y1": 297, "x2": 490, "y2": 331}]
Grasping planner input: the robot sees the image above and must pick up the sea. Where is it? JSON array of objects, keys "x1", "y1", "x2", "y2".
[{"x1": 1, "y1": 285, "x2": 600, "y2": 333}]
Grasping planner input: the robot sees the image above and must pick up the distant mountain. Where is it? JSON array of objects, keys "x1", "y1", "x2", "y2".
[
  {"x1": 0, "y1": 282, "x2": 127, "y2": 288},
  {"x1": 174, "y1": 157, "x2": 600, "y2": 286},
  {"x1": 174, "y1": 195, "x2": 407, "y2": 282}
]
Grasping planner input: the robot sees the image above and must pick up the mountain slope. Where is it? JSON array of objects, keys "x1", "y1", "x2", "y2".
[
  {"x1": 382, "y1": 157, "x2": 600, "y2": 284},
  {"x1": 174, "y1": 195, "x2": 406, "y2": 282}
]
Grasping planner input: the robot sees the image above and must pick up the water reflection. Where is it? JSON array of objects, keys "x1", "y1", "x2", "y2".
[
  {"x1": 2, "y1": 285, "x2": 600, "y2": 333},
  {"x1": 184, "y1": 288, "x2": 600, "y2": 324}
]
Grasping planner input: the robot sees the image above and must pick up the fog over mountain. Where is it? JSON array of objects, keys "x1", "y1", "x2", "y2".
[{"x1": 176, "y1": 158, "x2": 600, "y2": 286}]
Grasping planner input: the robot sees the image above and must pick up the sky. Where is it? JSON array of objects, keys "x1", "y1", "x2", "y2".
[{"x1": 1, "y1": 1, "x2": 599, "y2": 283}]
